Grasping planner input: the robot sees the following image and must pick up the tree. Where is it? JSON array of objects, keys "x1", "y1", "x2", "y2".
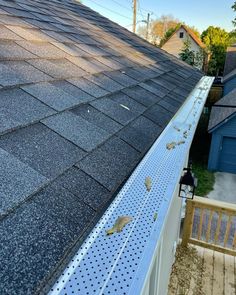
[
  {"x1": 229, "y1": 30, "x2": 236, "y2": 44},
  {"x1": 159, "y1": 26, "x2": 178, "y2": 47},
  {"x1": 159, "y1": 24, "x2": 201, "y2": 48},
  {"x1": 137, "y1": 14, "x2": 180, "y2": 45},
  {"x1": 232, "y1": 2, "x2": 236, "y2": 26},
  {"x1": 179, "y1": 38, "x2": 195, "y2": 66},
  {"x1": 201, "y1": 26, "x2": 230, "y2": 75}
]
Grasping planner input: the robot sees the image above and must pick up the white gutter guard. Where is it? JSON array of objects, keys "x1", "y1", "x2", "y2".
[{"x1": 48, "y1": 76, "x2": 214, "y2": 295}]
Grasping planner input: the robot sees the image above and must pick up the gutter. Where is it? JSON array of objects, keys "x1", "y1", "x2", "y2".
[{"x1": 48, "y1": 76, "x2": 214, "y2": 295}]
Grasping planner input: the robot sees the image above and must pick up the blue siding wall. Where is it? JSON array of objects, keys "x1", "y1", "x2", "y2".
[
  {"x1": 224, "y1": 77, "x2": 236, "y2": 95},
  {"x1": 208, "y1": 114, "x2": 236, "y2": 172}
]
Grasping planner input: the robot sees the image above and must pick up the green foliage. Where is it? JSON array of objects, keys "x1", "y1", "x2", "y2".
[
  {"x1": 192, "y1": 163, "x2": 215, "y2": 196},
  {"x1": 190, "y1": 114, "x2": 215, "y2": 196},
  {"x1": 159, "y1": 25, "x2": 179, "y2": 47},
  {"x1": 232, "y1": 2, "x2": 236, "y2": 26},
  {"x1": 188, "y1": 26, "x2": 201, "y2": 38},
  {"x1": 201, "y1": 26, "x2": 230, "y2": 75},
  {"x1": 194, "y1": 48, "x2": 205, "y2": 69},
  {"x1": 179, "y1": 38, "x2": 195, "y2": 66},
  {"x1": 179, "y1": 37, "x2": 205, "y2": 69},
  {"x1": 229, "y1": 30, "x2": 236, "y2": 44}
]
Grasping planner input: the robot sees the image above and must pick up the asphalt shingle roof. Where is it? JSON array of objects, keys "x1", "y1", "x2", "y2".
[
  {"x1": 223, "y1": 44, "x2": 236, "y2": 78},
  {"x1": 0, "y1": 0, "x2": 203, "y2": 294},
  {"x1": 208, "y1": 88, "x2": 236, "y2": 131}
]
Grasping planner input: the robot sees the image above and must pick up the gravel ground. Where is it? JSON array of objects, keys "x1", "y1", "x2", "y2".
[{"x1": 168, "y1": 244, "x2": 205, "y2": 295}]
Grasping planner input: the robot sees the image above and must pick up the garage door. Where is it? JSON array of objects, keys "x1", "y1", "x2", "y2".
[{"x1": 218, "y1": 137, "x2": 236, "y2": 174}]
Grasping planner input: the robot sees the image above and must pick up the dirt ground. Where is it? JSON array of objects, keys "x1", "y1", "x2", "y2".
[{"x1": 168, "y1": 244, "x2": 205, "y2": 295}]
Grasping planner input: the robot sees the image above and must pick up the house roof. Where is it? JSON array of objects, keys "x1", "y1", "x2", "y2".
[
  {"x1": 0, "y1": 0, "x2": 203, "y2": 294},
  {"x1": 208, "y1": 88, "x2": 236, "y2": 132},
  {"x1": 223, "y1": 44, "x2": 236, "y2": 78},
  {"x1": 162, "y1": 24, "x2": 206, "y2": 49}
]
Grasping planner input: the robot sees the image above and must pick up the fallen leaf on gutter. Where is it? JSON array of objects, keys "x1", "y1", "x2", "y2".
[
  {"x1": 106, "y1": 216, "x2": 132, "y2": 235},
  {"x1": 145, "y1": 176, "x2": 152, "y2": 192},
  {"x1": 166, "y1": 142, "x2": 177, "y2": 150}
]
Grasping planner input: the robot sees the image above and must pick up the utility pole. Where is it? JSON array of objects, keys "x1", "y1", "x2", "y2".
[
  {"x1": 132, "y1": 0, "x2": 137, "y2": 33},
  {"x1": 145, "y1": 13, "x2": 150, "y2": 40}
]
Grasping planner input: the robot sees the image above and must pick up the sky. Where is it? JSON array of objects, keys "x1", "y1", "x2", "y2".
[{"x1": 82, "y1": 0, "x2": 235, "y2": 33}]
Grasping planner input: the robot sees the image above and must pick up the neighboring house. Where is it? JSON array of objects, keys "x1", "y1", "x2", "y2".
[
  {"x1": 0, "y1": 1, "x2": 212, "y2": 295},
  {"x1": 161, "y1": 25, "x2": 206, "y2": 70},
  {"x1": 208, "y1": 89, "x2": 236, "y2": 174},
  {"x1": 222, "y1": 44, "x2": 236, "y2": 95}
]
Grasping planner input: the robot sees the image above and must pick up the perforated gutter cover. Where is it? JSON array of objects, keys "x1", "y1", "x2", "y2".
[{"x1": 48, "y1": 76, "x2": 214, "y2": 295}]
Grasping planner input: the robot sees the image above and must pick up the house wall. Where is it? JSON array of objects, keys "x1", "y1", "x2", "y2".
[
  {"x1": 162, "y1": 27, "x2": 201, "y2": 58},
  {"x1": 208, "y1": 115, "x2": 236, "y2": 171},
  {"x1": 224, "y1": 77, "x2": 236, "y2": 96}
]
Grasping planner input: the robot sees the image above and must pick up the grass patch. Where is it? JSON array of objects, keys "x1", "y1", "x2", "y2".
[
  {"x1": 190, "y1": 113, "x2": 215, "y2": 197},
  {"x1": 192, "y1": 163, "x2": 215, "y2": 196}
]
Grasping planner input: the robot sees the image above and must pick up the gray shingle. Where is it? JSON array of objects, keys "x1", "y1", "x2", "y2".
[
  {"x1": 85, "y1": 73, "x2": 124, "y2": 92},
  {"x1": 71, "y1": 104, "x2": 122, "y2": 133},
  {"x1": 0, "y1": 14, "x2": 34, "y2": 27},
  {"x1": 90, "y1": 97, "x2": 138, "y2": 125},
  {"x1": 41, "y1": 29, "x2": 75, "y2": 43},
  {"x1": 76, "y1": 43, "x2": 108, "y2": 56},
  {"x1": 52, "y1": 80, "x2": 94, "y2": 103},
  {"x1": 94, "y1": 56, "x2": 123, "y2": 70},
  {"x1": 0, "y1": 61, "x2": 51, "y2": 86},
  {"x1": 158, "y1": 97, "x2": 181, "y2": 113},
  {"x1": 68, "y1": 77, "x2": 109, "y2": 98},
  {"x1": 16, "y1": 40, "x2": 69, "y2": 58},
  {"x1": 122, "y1": 86, "x2": 161, "y2": 107},
  {"x1": 54, "y1": 167, "x2": 111, "y2": 210},
  {"x1": 0, "y1": 40, "x2": 36, "y2": 59},
  {"x1": 122, "y1": 67, "x2": 146, "y2": 82},
  {"x1": 0, "y1": 88, "x2": 55, "y2": 133},
  {"x1": 22, "y1": 82, "x2": 86, "y2": 111},
  {"x1": 0, "y1": 25, "x2": 23, "y2": 40},
  {"x1": 0, "y1": 148, "x2": 47, "y2": 215},
  {"x1": 118, "y1": 126, "x2": 153, "y2": 152},
  {"x1": 208, "y1": 88, "x2": 236, "y2": 131},
  {"x1": 51, "y1": 41, "x2": 89, "y2": 57},
  {"x1": 28, "y1": 58, "x2": 86, "y2": 79},
  {"x1": 42, "y1": 112, "x2": 110, "y2": 152},
  {"x1": 144, "y1": 104, "x2": 173, "y2": 127},
  {"x1": 0, "y1": 183, "x2": 94, "y2": 295},
  {"x1": 104, "y1": 70, "x2": 137, "y2": 87},
  {"x1": 0, "y1": 123, "x2": 86, "y2": 178},
  {"x1": 110, "y1": 92, "x2": 146, "y2": 114},
  {"x1": 6, "y1": 25, "x2": 55, "y2": 41},
  {"x1": 67, "y1": 56, "x2": 110, "y2": 74},
  {"x1": 151, "y1": 76, "x2": 176, "y2": 91},
  {"x1": 2, "y1": 7, "x2": 35, "y2": 18},
  {"x1": 78, "y1": 137, "x2": 140, "y2": 190},
  {"x1": 139, "y1": 81, "x2": 168, "y2": 97},
  {"x1": 130, "y1": 115, "x2": 162, "y2": 137}
]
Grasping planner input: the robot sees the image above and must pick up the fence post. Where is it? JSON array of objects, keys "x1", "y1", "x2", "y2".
[{"x1": 182, "y1": 200, "x2": 194, "y2": 246}]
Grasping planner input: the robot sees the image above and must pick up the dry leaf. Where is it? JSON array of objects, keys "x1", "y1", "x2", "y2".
[
  {"x1": 106, "y1": 216, "x2": 132, "y2": 235},
  {"x1": 166, "y1": 142, "x2": 177, "y2": 150},
  {"x1": 153, "y1": 212, "x2": 158, "y2": 221},
  {"x1": 145, "y1": 176, "x2": 152, "y2": 192}
]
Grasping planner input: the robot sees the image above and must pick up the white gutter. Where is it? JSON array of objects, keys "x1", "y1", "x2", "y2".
[{"x1": 48, "y1": 76, "x2": 214, "y2": 295}]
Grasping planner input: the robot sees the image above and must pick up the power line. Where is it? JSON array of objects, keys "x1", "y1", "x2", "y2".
[
  {"x1": 84, "y1": 0, "x2": 133, "y2": 21},
  {"x1": 137, "y1": 0, "x2": 145, "y2": 20}
]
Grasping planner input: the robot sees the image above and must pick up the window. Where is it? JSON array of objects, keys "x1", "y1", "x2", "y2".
[{"x1": 179, "y1": 32, "x2": 184, "y2": 38}]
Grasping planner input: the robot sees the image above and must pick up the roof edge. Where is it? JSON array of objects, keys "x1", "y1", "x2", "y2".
[
  {"x1": 208, "y1": 111, "x2": 236, "y2": 133},
  {"x1": 161, "y1": 24, "x2": 206, "y2": 49},
  {"x1": 47, "y1": 76, "x2": 214, "y2": 295}
]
